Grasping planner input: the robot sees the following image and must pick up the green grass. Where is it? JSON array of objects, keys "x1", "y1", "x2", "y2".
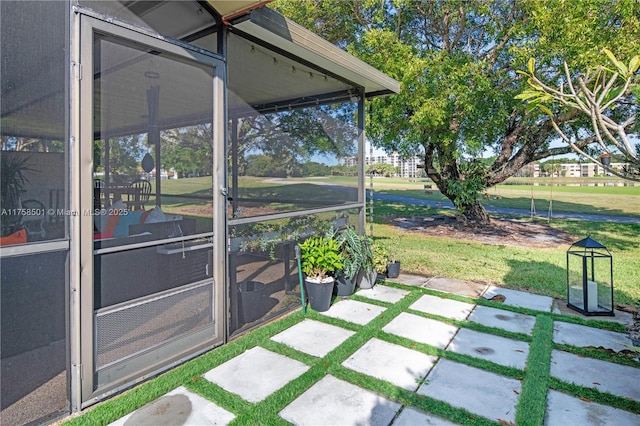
[
  {"x1": 516, "y1": 315, "x2": 553, "y2": 426},
  {"x1": 372, "y1": 200, "x2": 640, "y2": 306},
  {"x1": 64, "y1": 284, "x2": 639, "y2": 426}
]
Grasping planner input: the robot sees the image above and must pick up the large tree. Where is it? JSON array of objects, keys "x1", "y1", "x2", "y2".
[{"x1": 274, "y1": 0, "x2": 640, "y2": 225}]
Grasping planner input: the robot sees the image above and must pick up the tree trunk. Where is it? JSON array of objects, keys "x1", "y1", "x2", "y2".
[{"x1": 454, "y1": 199, "x2": 490, "y2": 227}]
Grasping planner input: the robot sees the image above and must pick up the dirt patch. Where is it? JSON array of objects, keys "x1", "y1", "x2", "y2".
[{"x1": 384, "y1": 215, "x2": 575, "y2": 248}]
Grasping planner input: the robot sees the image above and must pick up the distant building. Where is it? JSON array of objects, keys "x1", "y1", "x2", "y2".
[
  {"x1": 344, "y1": 152, "x2": 422, "y2": 177},
  {"x1": 527, "y1": 162, "x2": 631, "y2": 177}
]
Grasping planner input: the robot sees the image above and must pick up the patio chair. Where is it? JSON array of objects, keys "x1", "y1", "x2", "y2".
[
  {"x1": 93, "y1": 179, "x2": 105, "y2": 209},
  {"x1": 20, "y1": 199, "x2": 47, "y2": 239},
  {"x1": 126, "y1": 179, "x2": 152, "y2": 211}
]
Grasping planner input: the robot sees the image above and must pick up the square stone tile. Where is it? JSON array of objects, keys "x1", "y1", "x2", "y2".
[
  {"x1": 342, "y1": 338, "x2": 438, "y2": 391},
  {"x1": 550, "y1": 350, "x2": 640, "y2": 400},
  {"x1": 418, "y1": 359, "x2": 521, "y2": 424},
  {"x1": 109, "y1": 386, "x2": 235, "y2": 426},
  {"x1": 410, "y1": 295, "x2": 475, "y2": 321},
  {"x1": 483, "y1": 286, "x2": 553, "y2": 312},
  {"x1": 553, "y1": 321, "x2": 633, "y2": 353},
  {"x1": 545, "y1": 390, "x2": 640, "y2": 426},
  {"x1": 320, "y1": 299, "x2": 386, "y2": 325},
  {"x1": 279, "y1": 375, "x2": 401, "y2": 425},
  {"x1": 468, "y1": 305, "x2": 536, "y2": 335},
  {"x1": 447, "y1": 328, "x2": 529, "y2": 369},
  {"x1": 383, "y1": 312, "x2": 459, "y2": 349},
  {"x1": 271, "y1": 319, "x2": 354, "y2": 357},
  {"x1": 203, "y1": 347, "x2": 309, "y2": 403},
  {"x1": 356, "y1": 285, "x2": 410, "y2": 303},
  {"x1": 393, "y1": 407, "x2": 459, "y2": 426}
]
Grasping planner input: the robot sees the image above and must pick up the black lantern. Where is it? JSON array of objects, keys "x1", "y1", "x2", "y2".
[{"x1": 566, "y1": 236, "x2": 614, "y2": 316}]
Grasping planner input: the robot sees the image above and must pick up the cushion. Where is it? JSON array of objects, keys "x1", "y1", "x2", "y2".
[
  {"x1": 0, "y1": 229, "x2": 27, "y2": 246},
  {"x1": 102, "y1": 211, "x2": 121, "y2": 238},
  {"x1": 98, "y1": 199, "x2": 125, "y2": 232},
  {"x1": 113, "y1": 211, "x2": 143, "y2": 237},
  {"x1": 143, "y1": 206, "x2": 167, "y2": 224}
]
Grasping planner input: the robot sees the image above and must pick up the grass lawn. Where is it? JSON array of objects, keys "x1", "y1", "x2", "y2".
[
  {"x1": 372, "y1": 200, "x2": 640, "y2": 306},
  {"x1": 63, "y1": 283, "x2": 639, "y2": 426},
  {"x1": 375, "y1": 183, "x2": 640, "y2": 218}
]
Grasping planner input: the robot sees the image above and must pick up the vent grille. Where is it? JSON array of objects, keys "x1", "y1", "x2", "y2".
[{"x1": 96, "y1": 283, "x2": 213, "y2": 369}]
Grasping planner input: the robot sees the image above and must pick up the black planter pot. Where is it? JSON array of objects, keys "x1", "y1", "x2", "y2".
[
  {"x1": 335, "y1": 274, "x2": 356, "y2": 297},
  {"x1": 386, "y1": 261, "x2": 401, "y2": 278},
  {"x1": 305, "y1": 278, "x2": 335, "y2": 312},
  {"x1": 357, "y1": 270, "x2": 377, "y2": 289},
  {"x1": 238, "y1": 280, "x2": 266, "y2": 323}
]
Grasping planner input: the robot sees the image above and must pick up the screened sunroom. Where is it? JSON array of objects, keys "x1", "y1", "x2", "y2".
[{"x1": 0, "y1": 1, "x2": 398, "y2": 424}]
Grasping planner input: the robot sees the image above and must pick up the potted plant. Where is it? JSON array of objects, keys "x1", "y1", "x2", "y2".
[
  {"x1": 1, "y1": 155, "x2": 33, "y2": 236},
  {"x1": 356, "y1": 235, "x2": 376, "y2": 289},
  {"x1": 372, "y1": 241, "x2": 390, "y2": 280},
  {"x1": 298, "y1": 235, "x2": 343, "y2": 312},
  {"x1": 334, "y1": 226, "x2": 363, "y2": 296},
  {"x1": 334, "y1": 226, "x2": 378, "y2": 290},
  {"x1": 386, "y1": 236, "x2": 401, "y2": 279},
  {"x1": 627, "y1": 302, "x2": 640, "y2": 346}
]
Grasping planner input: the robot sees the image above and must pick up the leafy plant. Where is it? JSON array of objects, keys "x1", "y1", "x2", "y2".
[
  {"x1": 298, "y1": 235, "x2": 343, "y2": 282},
  {"x1": 1, "y1": 154, "x2": 34, "y2": 235},
  {"x1": 232, "y1": 215, "x2": 334, "y2": 260},
  {"x1": 1, "y1": 155, "x2": 32, "y2": 208},
  {"x1": 334, "y1": 226, "x2": 374, "y2": 280},
  {"x1": 372, "y1": 241, "x2": 390, "y2": 274}
]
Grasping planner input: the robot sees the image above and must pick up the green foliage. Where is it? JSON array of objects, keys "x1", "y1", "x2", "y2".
[
  {"x1": 372, "y1": 241, "x2": 390, "y2": 274},
  {"x1": 366, "y1": 162, "x2": 397, "y2": 177},
  {"x1": 517, "y1": 48, "x2": 639, "y2": 177},
  {"x1": 445, "y1": 160, "x2": 488, "y2": 211},
  {"x1": 97, "y1": 135, "x2": 146, "y2": 180},
  {"x1": 0, "y1": 154, "x2": 32, "y2": 208},
  {"x1": 334, "y1": 226, "x2": 373, "y2": 280},
  {"x1": 236, "y1": 105, "x2": 357, "y2": 179},
  {"x1": 161, "y1": 125, "x2": 213, "y2": 177},
  {"x1": 274, "y1": 0, "x2": 640, "y2": 223},
  {"x1": 298, "y1": 235, "x2": 343, "y2": 281}
]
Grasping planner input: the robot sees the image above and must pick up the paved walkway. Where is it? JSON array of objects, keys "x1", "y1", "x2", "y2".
[
  {"x1": 374, "y1": 193, "x2": 640, "y2": 224},
  {"x1": 105, "y1": 279, "x2": 639, "y2": 426}
]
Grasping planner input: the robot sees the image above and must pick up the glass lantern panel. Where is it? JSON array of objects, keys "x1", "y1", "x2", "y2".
[
  {"x1": 593, "y1": 255, "x2": 613, "y2": 312},
  {"x1": 567, "y1": 253, "x2": 585, "y2": 310}
]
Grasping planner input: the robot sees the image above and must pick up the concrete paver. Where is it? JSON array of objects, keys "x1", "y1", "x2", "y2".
[
  {"x1": 357, "y1": 285, "x2": 410, "y2": 304},
  {"x1": 483, "y1": 286, "x2": 553, "y2": 312},
  {"x1": 418, "y1": 359, "x2": 522, "y2": 424},
  {"x1": 552, "y1": 300, "x2": 635, "y2": 325},
  {"x1": 109, "y1": 386, "x2": 235, "y2": 426},
  {"x1": 319, "y1": 299, "x2": 386, "y2": 325},
  {"x1": 392, "y1": 407, "x2": 460, "y2": 425},
  {"x1": 552, "y1": 320, "x2": 634, "y2": 353},
  {"x1": 342, "y1": 338, "x2": 438, "y2": 391},
  {"x1": 544, "y1": 390, "x2": 640, "y2": 426},
  {"x1": 421, "y1": 277, "x2": 487, "y2": 298},
  {"x1": 447, "y1": 328, "x2": 529, "y2": 369},
  {"x1": 92, "y1": 281, "x2": 639, "y2": 426},
  {"x1": 409, "y1": 294, "x2": 475, "y2": 320},
  {"x1": 202, "y1": 346, "x2": 309, "y2": 403},
  {"x1": 270, "y1": 319, "x2": 354, "y2": 357},
  {"x1": 550, "y1": 350, "x2": 640, "y2": 400},
  {"x1": 383, "y1": 312, "x2": 459, "y2": 349},
  {"x1": 279, "y1": 375, "x2": 401, "y2": 426},
  {"x1": 467, "y1": 305, "x2": 536, "y2": 335}
]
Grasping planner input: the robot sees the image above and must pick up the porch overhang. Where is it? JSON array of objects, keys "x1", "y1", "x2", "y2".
[{"x1": 228, "y1": 7, "x2": 400, "y2": 99}]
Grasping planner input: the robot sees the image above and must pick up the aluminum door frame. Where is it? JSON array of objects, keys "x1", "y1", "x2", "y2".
[{"x1": 75, "y1": 14, "x2": 226, "y2": 407}]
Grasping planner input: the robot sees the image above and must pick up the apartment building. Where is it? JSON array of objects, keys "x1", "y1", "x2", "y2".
[
  {"x1": 527, "y1": 162, "x2": 631, "y2": 177},
  {"x1": 345, "y1": 152, "x2": 422, "y2": 177}
]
